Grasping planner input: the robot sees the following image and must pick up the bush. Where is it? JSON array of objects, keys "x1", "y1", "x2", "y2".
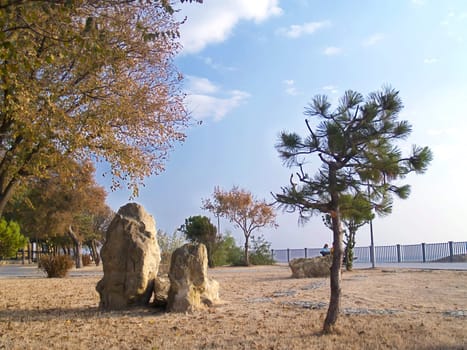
[
  {"x1": 212, "y1": 234, "x2": 244, "y2": 267},
  {"x1": 249, "y1": 235, "x2": 275, "y2": 265},
  {"x1": 82, "y1": 254, "x2": 92, "y2": 266},
  {"x1": 157, "y1": 230, "x2": 186, "y2": 275},
  {"x1": 39, "y1": 255, "x2": 74, "y2": 278},
  {"x1": 0, "y1": 218, "x2": 28, "y2": 259}
]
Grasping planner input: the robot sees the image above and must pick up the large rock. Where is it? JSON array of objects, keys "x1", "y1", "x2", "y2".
[
  {"x1": 289, "y1": 255, "x2": 332, "y2": 278},
  {"x1": 153, "y1": 275, "x2": 170, "y2": 307},
  {"x1": 96, "y1": 203, "x2": 161, "y2": 309},
  {"x1": 167, "y1": 243, "x2": 219, "y2": 312}
]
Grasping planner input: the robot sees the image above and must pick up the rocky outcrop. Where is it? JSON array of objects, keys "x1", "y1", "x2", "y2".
[
  {"x1": 96, "y1": 203, "x2": 161, "y2": 309},
  {"x1": 153, "y1": 275, "x2": 170, "y2": 307},
  {"x1": 289, "y1": 255, "x2": 332, "y2": 278},
  {"x1": 167, "y1": 243, "x2": 219, "y2": 312}
]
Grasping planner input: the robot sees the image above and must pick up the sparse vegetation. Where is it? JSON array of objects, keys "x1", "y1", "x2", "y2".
[
  {"x1": 157, "y1": 229, "x2": 186, "y2": 274},
  {"x1": 249, "y1": 235, "x2": 275, "y2": 265},
  {"x1": 81, "y1": 254, "x2": 92, "y2": 267},
  {"x1": 39, "y1": 255, "x2": 74, "y2": 278}
]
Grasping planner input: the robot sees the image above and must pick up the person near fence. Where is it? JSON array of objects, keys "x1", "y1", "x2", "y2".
[{"x1": 320, "y1": 244, "x2": 330, "y2": 256}]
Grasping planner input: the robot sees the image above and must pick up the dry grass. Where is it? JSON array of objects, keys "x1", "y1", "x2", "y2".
[{"x1": 0, "y1": 265, "x2": 466, "y2": 349}]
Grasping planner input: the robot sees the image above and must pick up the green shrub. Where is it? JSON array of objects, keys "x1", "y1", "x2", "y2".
[
  {"x1": 212, "y1": 234, "x2": 244, "y2": 267},
  {"x1": 82, "y1": 254, "x2": 92, "y2": 266},
  {"x1": 0, "y1": 218, "x2": 28, "y2": 259},
  {"x1": 39, "y1": 255, "x2": 74, "y2": 278},
  {"x1": 249, "y1": 235, "x2": 275, "y2": 265}
]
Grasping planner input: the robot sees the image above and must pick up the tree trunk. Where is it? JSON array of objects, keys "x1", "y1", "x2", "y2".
[
  {"x1": 345, "y1": 229, "x2": 356, "y2": 271},
  {"x1": 27, "y1": 242, "x2": 32, "y2": 264},
  {"x1": 67, "y1": 226, "x2": 82, "y2": 268},
  {"x1": 90, "y1": 239, "x2": 100, "y2": 266},
  {"x1": 0, "y1": 177, "x2": 18, "y2": 217},
  {"x1": 243, "y1": 234, "x2": 250, "y2": 266},
  {"x1": 323, "y1": 212, "x2": 344, "y2": 333},
  {"x1": 323, "y1": 170, "x2": 344, "y2": 333},
  {"x1": 206, "y1": 242, "x2": 214, "y2": 268}
]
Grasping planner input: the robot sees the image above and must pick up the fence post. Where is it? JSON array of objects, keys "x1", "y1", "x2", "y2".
[
  {"x1": 287, "y1": 248, "x2": 290, "y2": 263},
  {"x1": 421, "y1": 243, "x2": 426, "y2": 263},
  {"x1": 304, "y1": 248, "x2": 307, "y2": 258},
  {"x1": 396, "y1": 244, "x2": 401, "y2": 263},
  {"x1": 449, "y1": 241, "x2": 454, "y2": 262}
]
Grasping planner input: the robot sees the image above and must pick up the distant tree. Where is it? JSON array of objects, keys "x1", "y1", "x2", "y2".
[
  {"x1": 0, "y1": 218, "x2": 27, "y2": 259},
  {"x1": 203, "y1": 186, "x2": 277, "y2": 266},
  {"x1": 211, "y1": 233, "x2": 244, "y2": 267},
  {"x1": 179, "y1": 215, "x2": 217, "y2": 267},
  {"x1": 82, "y1": 206, "x2": 115, "y2": 266},
  {"x1": 323, "y1": 193, "x2": 375, "y2": 271},
  {"x1": 0, "y1": 0, "x2": 189, "y2": 217},
  {"x1": 5, "y1": 161, "x2": 109, "y2": 268},
  {"x1": 274, "y1": 86, "x2": 432, "y2": 333},
  {"x1": 249, "y1": 234, "x2": 275, "y2": 265}
]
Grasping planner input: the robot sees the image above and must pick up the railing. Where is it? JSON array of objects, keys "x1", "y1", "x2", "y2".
[{"x1": 271, "y1": 241, "x2": 467, "y2": 264}]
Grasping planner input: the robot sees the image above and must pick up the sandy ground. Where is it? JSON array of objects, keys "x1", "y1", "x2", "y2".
[{"x1": 0, "y1": 264, "x2": 466, "y2": 349}]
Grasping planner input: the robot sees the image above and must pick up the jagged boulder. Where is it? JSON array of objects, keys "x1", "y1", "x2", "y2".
[
  {"x1": 153, "y1": 275, "x2": 170, "y2": 307},
  {"x1": 289, "y1": 255, "x2": 332, "y2": 278},
  {"x1": 167, "y1": 243, "x2": 219, "y2": 312},
  {"x1": 96, "y1": 203, "x2": 161, "y2": 309}
]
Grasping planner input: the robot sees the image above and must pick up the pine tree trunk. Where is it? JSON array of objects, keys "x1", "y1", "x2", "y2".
[
  {"x1": 323, "y1": 215, "x2": 344, "y2": 333},
  {"x1": 346, "y1": 230, "x2": 356, "y2": 271},
  {"x1": 323, "y1": 173, "x2": 344, "y2": 333}
]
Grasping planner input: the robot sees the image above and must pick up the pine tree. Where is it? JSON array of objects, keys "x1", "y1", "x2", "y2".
[{"x1": 274, "y1": 86, "x2": 432, "y2": 333}]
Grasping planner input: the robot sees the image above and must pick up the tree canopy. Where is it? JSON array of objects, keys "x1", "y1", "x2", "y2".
[
  {"x1": 0, "y1": 0, "x2": 189, "y2": 215},
  {"x1": 203, "y1": 186, "x2": 277, "y2": 266},
  {"x1": 274, "y1": 86, "x2": 432, "y2": 332},
  {"x1": 179, "y1": 215, "x2": 217, "y2": 267},
  {"x1": 0, "y1": 217, "x2": 27, "y2": 259}
]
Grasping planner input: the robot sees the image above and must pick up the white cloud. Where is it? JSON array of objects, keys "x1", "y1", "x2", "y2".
[
  {"x1": 276, "y1": 20, "x2": 331, "y2": 39},
  {"x1": 184, "y1": 76, "x2": 250, "y2": 122},
  {"x1": 362, "y1": 33, "x2": 384, "y2": 47},
  {"x1": 201, "y1": 56, "x2": 236, "y2": 71},
  {"x1": 429, "y1": 127, "x2": 467, "y2": 163},
  {"x1": 283, "y1": 79, "x2": 299, "y2": 96},
  {"x1": 423, "y1": 58, "x2": 439, "y2": 64},
  {"x1": 441, "y1": 11, "x2": 466, "y2": 42},
  {"x1": 177, "y1": 0, "x2": 282, "y2": 54},
  {"x1": 322, "y1": 85, "x2": 339, "y2": 94},
  {"x1": 185, "y1": 75, "x2": 219, "y2": 94},
  {"x1": 410, "y1": 0, "x2": 425, "y2": 6},
  {"x1": 323, "y1": 46, "x2": 342, "y2": 56}
]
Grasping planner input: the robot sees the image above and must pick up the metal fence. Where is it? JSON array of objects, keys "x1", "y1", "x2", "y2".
[{"x1": 271, "y1": 241, "x2": 467, "y2": 264}]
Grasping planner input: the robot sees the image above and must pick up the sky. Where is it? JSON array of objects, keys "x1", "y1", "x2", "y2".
[{"x1": 100, "y1": 0, "x2": 467, "y2": 249}]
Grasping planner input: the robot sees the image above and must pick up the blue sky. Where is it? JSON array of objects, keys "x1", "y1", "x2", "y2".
[{"x1": 101, "y1": 0, "x2": 467, "y2": 249}]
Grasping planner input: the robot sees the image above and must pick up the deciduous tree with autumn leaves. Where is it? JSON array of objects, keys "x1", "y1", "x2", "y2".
[
  {"x1": 203, "y1": 186, "x2": 277, "y2": 266},
  {"x1": 0, "y1": 0, "x2": 190, "y2": 216}
]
